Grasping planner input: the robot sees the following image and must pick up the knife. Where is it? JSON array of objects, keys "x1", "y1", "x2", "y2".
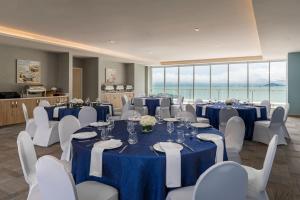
[
  {"x1": 119, "y1": 145, "x2": 128, "y2": 153},
  {"x1": 182, "y1": 143, "x2": 195, "y2": 152}
]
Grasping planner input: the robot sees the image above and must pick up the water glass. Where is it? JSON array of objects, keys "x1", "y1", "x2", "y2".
[
  {"x1": 101, "y1": 128, "x2": 108, "y2": 140},
  {"x1": 156, "y1": 110, "x2": 163, "y2": 124},
  {"x1": 167, "y1": 122, "x2": 175, "y2": 142},
  {"x1": 191, "y1": 126, "x2": 198, "y2": 137},
  {"x1": 176, "y1": 130, "x2": 185, "y2": 143},
  {"x1": 127, "y1": 121, "x2": 138, "y2": 144}
]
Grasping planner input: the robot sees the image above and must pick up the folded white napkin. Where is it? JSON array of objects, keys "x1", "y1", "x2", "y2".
[
  {"x1": 159, "y1": 142, "x2": 181, "y2": 188},
  {"x1": 53, "y1": 106, "x2": 66, "y2": 118},
  {"x1": 89, "y1": 139, "x2": 121, "y2": 177},
  {"x1": 255, "y1": 107, "x2": 261, "y2": 118},
  {"x1": 210, "y1": 138, "x2": 224, "y2": 163},
  {"x1": 202, "y1": 105, "x2": 207, "y2": 116}
]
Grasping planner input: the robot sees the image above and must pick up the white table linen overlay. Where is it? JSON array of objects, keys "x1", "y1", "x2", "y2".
[
  {"x1": 211, "y1": 138, "x2": 224, "y2": 163},
  {"x1": 202, "y1": 105, "x2": 207, "y2": 116},
  {"x1": 159, "y1": 142, "x2": 181, "y2": 188},
  {"x1": 53, "y1": 106, "x2": 66, "y2": 118},
  {"x1": 89, "y1": 139, "x2": 121, "y2": 177},
  {"x1": 255, "y1": 107, "x2": 261, "y2": 118}
]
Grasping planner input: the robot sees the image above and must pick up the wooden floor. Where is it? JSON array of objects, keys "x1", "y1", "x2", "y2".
[{"x1": 0, "y1": 118, "x2": 300, "y2": 200}]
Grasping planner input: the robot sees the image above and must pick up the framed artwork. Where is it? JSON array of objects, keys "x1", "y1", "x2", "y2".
[
  {"x1": 105, "y1": 68, "x2": 116, "y2": 83},
  {"x1": 17, "y1": 59, "x2": 41, "y2": 84}
]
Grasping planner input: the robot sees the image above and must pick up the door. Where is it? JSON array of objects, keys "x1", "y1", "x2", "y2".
[{"x1": 73, "y1": 68, "x2": 83, "y2": 99}]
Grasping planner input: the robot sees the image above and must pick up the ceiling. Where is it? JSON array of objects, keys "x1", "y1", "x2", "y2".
[{"x1": 0, "y1": 0, "x2": 297, "y2": 64}]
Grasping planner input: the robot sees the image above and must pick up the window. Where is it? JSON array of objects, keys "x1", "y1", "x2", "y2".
[
  {"x1": 229, "y1": 63, "x2": 248, "y2": 101},
  {"x1": 165, "y1": 67, "x2": 178, "y2": 96},
  {"x1": 211, "y1": 64, "x2": 228, "y2": 101},
  {"x1": 270, "y1": 61, "x2": 287, "y2": 105},
  {"x1": 249, "y1": 62, "x2": 269, "y2": 103},
  {"x1": 151, "y1": 68, "x2": 164, "y2": 95},
  {"x1": 194, "y1": 65, "x2": 210, "y2": 100},
  {"x1": 179, "y1": 66, "x2": 194, "y2": 102}
]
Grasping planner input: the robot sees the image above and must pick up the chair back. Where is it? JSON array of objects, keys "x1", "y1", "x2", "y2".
[
  {"x1": 58, "y1": 116, "x2": 81, "y2": 160},
  {"x1": 17, "y1": 131, "x2": 37, "y2": 186},
  {"x1": 36, "y1": 155, "x2": 77, "y2": 200},
  {"x1": 185, "y1": 104, "x2": 197, "y2": 118},
  {"x1": 121, "y1": 110, "x2": 141, "y2": 120},
  {"x1": 160, "y1": 98, "x2": 171, "y2": 107},
  {"x1": 260, "y1": 135, "x2": 278, "y2": 190},
  {"x1": 39, "y1": 100, "x2": 51, "y2": 107},
  {"x1": 260, "y1": 100, "x2": 271, "y2": 117},
  {"x1": 225, "y1": 116, "x2": 245, "y2": 153},
  {"x1": 177, "y1": 111, "x2": 196, "y2": 122},
  {"x1": 269, "y1": 106, "x2": 284, "y2": 129},
  {"x1": 133, "y1": 98, "x2": 144, "y2": 107},
  {"x1": 193, "y1": 161, "x2": 248, "y2": 200},
  {"x1": 121, "y1": 95, "x2": 128, "y2": 106},
  {"x1": 22, "y1": 103, "x2": 29, "y2": 123},
  {"x1": 219, "y1": 107, "x2": 239, "y2": 125},
  {"x1": 195, "y1": 98, "x2": 203, "y2": 105},
  {"x1": 283, "y1": 103, "x2": 290, "y2": 122},
  {"x1": 78, "y1": 106, "x2": 97, "y2": 127},
  {"x1": 33, "y1": 106, "x2": 49, "y2": 129}
]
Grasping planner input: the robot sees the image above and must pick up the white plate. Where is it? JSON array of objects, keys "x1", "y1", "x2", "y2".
[
  {"x1": 163, "y1": 118, "x2": 178, "y2": 122},
  {"x1": 197, "y1": 133, "x2": 223, "y2": 141},
  {"x1": 153, "y1": 142, "x2": 183, "y2": 153},
  {"x1": 128, "y1": 117, "x2": 141, "y2": 122},
  {"x1": 72, "y1": 131, "x2": 97, "y2": 139},
  {"x1": 191, "y1": 123, "x2": 211, "y2": 128},
  {"x1": 95, "y1": 140, "x2": 123, "y2": 149},
  {"x1": 90, "y1": 122, "x2": 110, "y2": 127}
]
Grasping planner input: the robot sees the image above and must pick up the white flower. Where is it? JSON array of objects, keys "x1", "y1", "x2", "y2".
[
  {"x1": 140, "y1": 115, "x2": 157, "y2": 126},
  {"x1": 71, "y1": 98, "x2": 84, "y2": 104}
]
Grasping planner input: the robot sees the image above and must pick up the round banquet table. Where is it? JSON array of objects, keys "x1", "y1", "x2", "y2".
[
  {"x1": 196, "y1": 103, "x2": 267, "y2": 140},
  {"x1": 71, "y1": 120, "x2": 227, "y2": 200},
  {"x1": 44, "y1": 104, "x2": 112, "y2": 121}
]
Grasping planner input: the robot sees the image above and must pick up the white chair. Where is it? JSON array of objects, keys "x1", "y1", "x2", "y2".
[
  {"x1": 282, "y1": 103, "x2": 290, "y2": 139},
  {"x1": 121, "y1": 110, "x2": 141, "y2": 120},
  {"x1": 260, "y1": 100, "x2": 271, "y2": 119},
  {"x1": 121, "y1": 95, "x2": 128, "y2": 107},
  {"x1": 219, "y1": 107, "x2": 239, "y2": 133},
  {"x1": 225, "y1": 116, "x2": 245, "y2": 163},
  {"x1": 242, "y1": 135, "x2": 278, "y2": 200},
  {"x1": 39, "y1": 100, "x2": 51, "y2": 107},
  {"x1": 17, "y1": 131, "x2": 40, "y2": 200},
  {"x1": 185, "y1": 104, "x2": 209, "y2": 124},
  {"x1": 78, "y1": 106, "x2": 97, "y2": 127},
  {"x1": 58, "y1": 116, "x2": 81, "y2": 161},
  {"x1": 133, "y1": 98, "x2": 148, "y2": 116},
  {"x1": 176, "y1": 111, "x2": 196, "y2": 123},
  {"x1": 171, "y1": 96, "x2": 184, "y2": 117},
  {"x1": 253, "y1": 106, "x2": 286, "y2": 145},
  {"x1": 22, "y1": 103, "x2": 37, "y2": 138},
  {"x1": 33, "y1": 106, "x2": 59, "y2": 147},
  {"x1": 194, "y1": 98, "x2": 204, "y2": 107},
  {"x1": 166, "y1": 161, "x2": 248, "y2": 200},
  {"x1": 156, "y1": 98, "x2": 171, "y2": 119},
  {"x1": 36, "y1": 155, "x2": 118, "y2": 200}
]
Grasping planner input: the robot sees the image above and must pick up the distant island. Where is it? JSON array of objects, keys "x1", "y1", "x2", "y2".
[{"x1": 264, "y1": 83, "x2": 285, "y2": 87}]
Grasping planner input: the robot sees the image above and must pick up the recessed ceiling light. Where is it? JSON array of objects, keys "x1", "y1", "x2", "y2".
[
  {"x1": 194, "y1": 28, "x2": 200, "y2": 32},
  {"x1": 108, "y1": 40, "x2": 116, "y2": 44}
]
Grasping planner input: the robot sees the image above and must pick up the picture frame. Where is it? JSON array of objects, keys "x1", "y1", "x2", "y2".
[{"x1": 16, "y1": 59, "x2": 41, "y2": 84}]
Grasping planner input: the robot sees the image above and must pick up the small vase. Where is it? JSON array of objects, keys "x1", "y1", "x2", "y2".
[{"x1": 142, "y1": 125, "x2": 153, "y2": 133}]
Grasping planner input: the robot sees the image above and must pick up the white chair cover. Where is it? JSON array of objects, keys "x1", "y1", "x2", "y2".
[
  {"x1": 33, "y1": 106, "x2": 59, "y2": 147},
  {"x1": 17, "y1": 131, "x2": 39, "y2": 199},
  {"x1": 282, "y1": 103, "x2": 290, "y2": 138},
  {"x1": 78, "y1": 106, "x2": 97, "y2": 127},
  {"x1": 59, "y1": 116, "x2": 81, "y2": 161},
  {"x1": 121, "y1": 95, "x2": 128, "y2": 107},
  {"x1": 260, "y1": 100, "x2": 271, "y2": 118},
  {"x1": 194, "y1": 98, "x2": 203, "y2": 105},
  {"x1": 219, "y1": 107, "x2": 239, "y2": 133},
  {"x1": 121, "y1": 110, "x2": 141, "y2": 120},
  {"x1": 156, "y1": 98, "x2": 171, "y2": 119},
  {"x1": 133, "y1": 98, "x2": 148, "y2": 116},
  {"x1": 166, "y1": 161, "x2": 248, "y2": 200},
  {"x1": 253, "y1": 106, "x2": 286, "y2": 145},
  {"x1": 22, "y1": 103, "x2": 37, "y2": 138},
  {"x1": 176, "y1": 111, "x2": 196, "y2": 123},
  {"x1": 225, "y1": 116, "x2": 245, "y2": 163},
  {"x1": 39, "y1": 100, "x2": 51, "y2": 107},
  {"x1": 243, "y1": 135, "x2": 278, "y2": 200},
  {"x1": 36, "y1": 155, "x2": 118, "y2": 200}
]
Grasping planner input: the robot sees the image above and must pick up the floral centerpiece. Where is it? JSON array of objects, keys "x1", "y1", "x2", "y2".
[
  {"x1": 140, "y1": 115, "x2": 157, "y2": 133},
  {"x1": 70, "y1": 98, "x2": 84, "y2": 107}
]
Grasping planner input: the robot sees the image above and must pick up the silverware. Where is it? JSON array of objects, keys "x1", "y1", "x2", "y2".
[
  {"x1": 119, "y1": 145, "x2": 128, "y2": 153},
  {"x1": 182, "y1": 143, "x2": 195, "y2": 152},
  {"x1": 149, "y1": 146, "x2": 159, "y2": 157}
]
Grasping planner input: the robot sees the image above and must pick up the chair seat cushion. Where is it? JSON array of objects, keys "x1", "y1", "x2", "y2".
[
  {"x1": 254, "y1": 120, "x2": 270, "y2": 127},
  {"x1": 166, "y1": 186, "x2": 194, "y2": 200},
  {"x1": 242, "y1": 165, "x2": 261, "y2": 197},
  {"x1": 76, "y1": 181, "x2": 118, "y2": 200}
]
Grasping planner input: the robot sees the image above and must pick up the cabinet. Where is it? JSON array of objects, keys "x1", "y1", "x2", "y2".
[
  {"x1": 0, "y1": 96, "x2": 68, "y2": 126},
  {"x1": 101, "y1": 92, "x2": 134, "y2": 110}
]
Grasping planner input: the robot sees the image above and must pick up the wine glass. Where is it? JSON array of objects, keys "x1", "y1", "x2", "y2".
[
  {"x1": 156, "y1": 110, "x2": 162, "y2": 124},
  {"x1": 184, "y1": 119, "x2": 191, "y2": 136},
  {"x1": 167, "y1": 122, "x2": 174, "y2": 142}
]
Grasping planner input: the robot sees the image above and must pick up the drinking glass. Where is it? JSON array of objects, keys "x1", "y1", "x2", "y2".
[
  {"x1": 191, "y1": 126, "x2": 198, "y2": 137},
  {"x1": 101, "y1": 128, "x2": 108, "y2": 140},
  {"x1": 167, "y1": 122, "x2": 175, "y2": 142},
  {"x1": 156, "y1": 110, "x2": 163, "y2": 124},
  {"x1": 176, "y1": 130, "x2": 185, "y2": 143},
  {"x1": 127, "y1": 121, "x2": 138, "y2": 144}
]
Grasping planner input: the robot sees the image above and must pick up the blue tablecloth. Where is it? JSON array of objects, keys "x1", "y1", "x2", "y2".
[
  {"x1": 196, "y1": 103, "x2": 267, "y2": 140},
  {"x1": 44, "y1": 104, "x2": 113, "y2": 121},
  {"x1": 72, "y1": 120, "x2": 227, "y2": 200}
]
